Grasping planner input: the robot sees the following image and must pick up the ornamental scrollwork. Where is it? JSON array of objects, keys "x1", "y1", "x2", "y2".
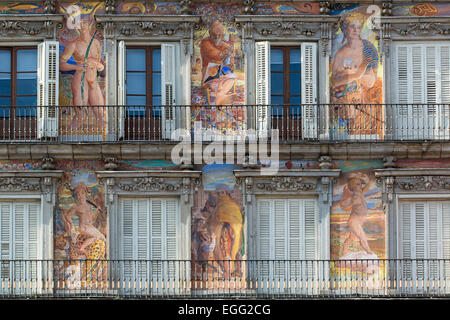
[
  {"x1": 256, "y1": 177, "x2": 316, "y2": 192},
  {"x1": 118, "y1": 177, "x2": 181, "y2": 192},
  {"x1": 256, "y1": 21, "x2": 319, "y2": 38},
  {"x1": 0, "y1": 177, "x2": 40, "y2": 192},
  {"x1": 395, "y1": 176, "x2": 450, "y2": 191},
  {"x1": 391, "y1": 23, "x2": 450, "y2": 36}
]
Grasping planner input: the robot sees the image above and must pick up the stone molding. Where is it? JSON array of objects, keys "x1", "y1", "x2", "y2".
[
  {"x1": 97, "y1": 170, "x2": 201, "y2": 204},
  {"x1": 0, "y1": 14, "x2": 63, "y2": 40},
  {"x1": 376, "y1": 168, "x2": 450, "y2": 205},
  {"x1": 234, "y1": 169, "x2": 340, "y2": 203},
  {"x1": 0, "y1": 171, "x2": 63, "y2": 202}
]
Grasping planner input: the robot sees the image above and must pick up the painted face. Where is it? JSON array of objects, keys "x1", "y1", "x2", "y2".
[
  {"x1": 348, "y1": 178, "x2": 363, "y2": 192},
  {"x1": 346, "y1": 20, "x2": 362, "y2": 39}
]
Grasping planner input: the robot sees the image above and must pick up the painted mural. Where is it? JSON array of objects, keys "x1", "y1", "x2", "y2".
[
  {"x1": 392, "y1": 3, "x2": 450, "y2": 16},
  {"x1": 58, "y1": 2, "x2": 107, "y2": 138},
  {"x1": 116, "y1": 1, "x2": 181, "y2": 15},
  {"x1": 255, "y1": 2, "x2": 320, "y2": 15},
  {"x1": 54, "y1": 160, "x2": 107, "y2": 290},
  {"x1": 191, "y1": 164, "x2": 245, "y2": 289},
  {"x1": 191, "y1": 3, "x2": 246, "y2": 137},
  {"x1": 0, "y1": 2, "x2": 44, "y2": 14},
  {"x1": 330, "y1": 5, "x2": 383, "y2": 138},
  {"x1": 330, "y1": 160, "x2": 385, "y2": 288}
]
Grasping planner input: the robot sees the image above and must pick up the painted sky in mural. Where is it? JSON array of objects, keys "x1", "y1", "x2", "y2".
[
  {"x1": 330, "y1": 5, "x2": 383, "y2": 138},
  {"x1": 58, "y1": 2, "x2": 106, "y2": 137},
  {"x1": 192, "y1": 164, "x2": 245, "y2": 286}
]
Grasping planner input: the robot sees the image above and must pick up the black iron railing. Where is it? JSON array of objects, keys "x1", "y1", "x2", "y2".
[
  {"x1": 0, "y1": 104, "x2": 449, "y2": 142},
  {"x1": 2, "y1": 259, "x2": 450, "y2": 298}
]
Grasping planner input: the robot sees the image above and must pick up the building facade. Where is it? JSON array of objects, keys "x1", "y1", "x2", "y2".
[{"x1": 0, "y1": 0, "x2": 450, "y2": 298}]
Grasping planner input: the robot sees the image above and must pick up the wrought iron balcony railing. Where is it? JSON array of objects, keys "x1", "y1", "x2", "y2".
[
  {"x1": 0, "y1": 104, "x2": 449, "y2": 143},
  {"x1": 1, "y1": 259, "x2": 450, "y2": 298}
]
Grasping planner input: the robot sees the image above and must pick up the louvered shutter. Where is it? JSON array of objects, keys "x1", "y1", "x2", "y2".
[
  {"x1": 161, "y1": 43, "x2": 177, "y2": 139},
  {"x1": 257, "y1": 199, "x2": 271, "y2": 287},
  {"x1": 137, "y1": 200, "x2": 149, "y2": 281},
  {"x1": 301, "y1": 43, "x2": 318, "y2": 139},
  {"x1": 27, "y1": 203, "x2": 39, "y2": 287},
  {"x1": 121, "y1": 199, "x2": 134, "y2": 286},
  {"x1": 165, "y1": 199, "x2": 178, "y2": 292},
  {"x1": 442, "y1": 203, "x2": 450, "y2": 282},
  {"x1": 117, "y1": 41, "x2": 126, "y2": 140},
  {"x1": 288, "y1": 200, "x2": 301, "y2": 282},
  {"x1": 0, "y1": 203, "x2": 11, "y2": 283},
  {"x1": 255, "y1": 42, "x2": 270, "y2": 137},
  {"x1": 274, "y1": 200, "x2": 287, "y2": 281},
  {"x1": 439, "y1": 45, "x2": 450, "y2": 138},
  {"x1": 400, "y1": 202, "x2": 413, "y2": 280},
  {"x1": 37, "y1": 41, "x2": 59, "y2": 138}
]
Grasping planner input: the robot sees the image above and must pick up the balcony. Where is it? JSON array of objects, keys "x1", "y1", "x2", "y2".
[
  {"x1": 1, "y1": 259, "x2": 450, "y2": 299},
  {"x1": 0, "y1": 104, "x2": 449, "y2": 143}
]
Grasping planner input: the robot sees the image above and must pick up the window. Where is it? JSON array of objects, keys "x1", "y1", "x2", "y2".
[
  {"x1": 118, "y1": 42, "x2": 179, "y2": 140},
  {"x1": 0, "y1": 201, "x2": 41, "y2": 293},
  {"x1": 119, "y1": 198, "x2": 180, "y2": 294},
  {"x1": 0, "y1": 47, "x2": 38, "y2": 118},
  {"x1": 255, "y1": 42, "x2": 317, "y2": 139},
  {"x1": 393, "y1": 42, "x2": 450, "y2": 139},
  {"x1": 254, "y1": 198, "x2": 319, "y2": 293},
  {"x1": 398, "y1": 200, "x2": 450, "y2": 289},
  {"x1": 125, "y1": 47, "x2": 161, "y2": 117}
]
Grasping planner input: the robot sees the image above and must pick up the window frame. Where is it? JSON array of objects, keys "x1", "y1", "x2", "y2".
[
  {"x1": 125, "y1": 45, "x2": 162, "y2": 118},
  {"x1": 0, "y1": 46, "x2": 38, "y2": 118}
]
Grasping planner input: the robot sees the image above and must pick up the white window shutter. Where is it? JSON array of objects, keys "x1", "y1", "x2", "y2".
[
  {"x1": 0, "y1": 204, "x2": 11, "y2": 282},
  {"x1": 400, "y1": 202, "x2": 413, "y2": 279},
  {"x1": 442, "y1": 203, "x2": 450, "y2": 278},
  {"x1": 301, "y1": 42, "x2": 318, "y2": 139},
  {"x1": 37, "y1": 41, "x2": 59, "y2": 138},
  {"x1": 121, "y1": 199, "x2": 134, "y2": 281},
  {"x1": 117, "y1": 41, "x2": 126, "y2": 140},
  {"x1": 161, "y1": 43, "x2": 178, "y2": 139},
  {"x1": 257, "y1": 200, "x2": 271, "y2": 283},
  {"x1": 255, "y1": 41, "x2": 270, "y2": 136},
  {"x1": 439, "y1": 45, "x2": 450, "y2": 139}
]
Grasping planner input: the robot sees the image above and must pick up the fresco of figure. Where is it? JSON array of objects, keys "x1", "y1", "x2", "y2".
[
  {"x1": 200, "y1": 20, "x2": 238, "y2": 105},
  {"x1": 331, "y1": 11, "x2": 379, "y2": 134},
  {"x1": 339, "y1": 173, "x2": 374, "y2": 256},
  {"x1": 62, "y1": 184, "x2": 106, "y2": 256},
  {"x1": 59, "y1": 15, "x2": 104, "y2": 130},
  {"x1": 209, "y1": 184, "x2": 243, "y2": 278}
]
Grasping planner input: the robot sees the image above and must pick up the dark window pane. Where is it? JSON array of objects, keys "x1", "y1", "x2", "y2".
[
  {"x1": 290, "y1": 104, "x2": 301, "y2": 118},
  {"x1": 0, "y1": 74, "x2": 11, "y2": 96},
  {"x1": 152, "y1": 73, "x2": 161, "y2": 95},
  {"x1": 271, "y1": 95, "x2": 284, "y2": 105},
  {"x1": 126, "y1": 49, "x2": 146, "y2": 72},
  {"x1": 152, "y1": 49, "x2": 161, "y2": 72},
  {"x1": 0, "y1": 51, "x2": 11, "y2": 73},
  {"x1": 289, "y1": 73, "x2": 301, "y2": 96},
  {"x1": 152, "y1": 96, "x2": 161, "y2": 106},
  {"x1": 17, "y1": 49, "x2": 37, "y2": 72},
  {"x1": 126, "y1": 106, "x2": 146, "y2": 117},
  {"x1": 0, "y1": 105, "x2": 10, "y2": 118},
  {"x1": 290, "y1": 95, "x2": 301, "y2": 105},
  {"x1": 17, "y1": 73, "x2": 37, "y2": 95},
  {"x1": 16, "y1": 106, "x2": 37, "y2": 117},
  {"x1": 270, "y1": 73, "x2": 284, "y2": 95},
  {"x1": 126, "y1": 95, "x2": 146, "y2": 106},
  {"x1": 289, "y1": 49, "x2": 301, "y2": 72},
  {"x1": 126, "y1": 72, "x2": 146, "y2": 95},
  {"x1": 270, "y1": 49, "x2": 283, "y2": 72},
  {"x1": 152, "y1": 106, "x2": 161, "y2": 118},
  {"x1": 16, "y1": 96, "x2": 37, "y2": 106}
]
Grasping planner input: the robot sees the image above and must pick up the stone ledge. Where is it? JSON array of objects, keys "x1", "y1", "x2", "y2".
[{"x1": 2, "y1": 141, "x2": 450, "y2": 161}]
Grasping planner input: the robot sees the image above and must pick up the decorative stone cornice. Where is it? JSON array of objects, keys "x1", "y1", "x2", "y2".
[
  {"x1": 95, "y1": 15, "x2": 200, "y2": 41},
  {"x1": 375, "y1": 169, "x2": 450, "y2": 201},
  {"x1": 234, "y1": 169, "x2": 340, "y2": 199},
  {"x1": 0, "y1": 171, "x2": 62, "y2": 202},
  {"x1": 0, "y1": 15, "x2": 64, "y2": 40},
  {"x1": 235, "y1": 15, "x2": 338, "y2": 43},
  {"x1": 97, "y1": 170, "x2": 202, "y2": 204}
]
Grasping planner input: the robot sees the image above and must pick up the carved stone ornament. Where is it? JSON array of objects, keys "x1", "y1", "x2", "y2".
[
  {"x1": 0, "y1": 177, "x2": 40, "y2": 192},
  {"x1": 95, "y1": 15, "x2": 200, "y2": 40},
  {"x1": 319, "y1": 1, "x2": 331, "y2": 15},
  {"x1": 103, "y1": 156, "x2": 119, "y2": 171},
  {"x1": 391, "y1": 22, "x2": 450, "y2": 36},
  {"x1": 0, "y1": 16, "x2": 63, "y2": 39},
  {"x1": 256, "y1": 177, "x2": 316, "y2": 192},
  {"x1": 179, "y1": 0, "x2": 192, "y2": 15},
  {"x1": 105, "y1": 0, "x2": 116, "y2": 14},
  {"x1": 318, "y1": 155, "x2": 333, "y2": 169},
  {"x1": 243, "y1": 0, "x2": 255, "y2": 15},
  {"x1": 118, "y1": 177, "x2": 181, "y2": 192},
  {"x1": 257, "y1": 21, "x2": 319, "y2": 37},
  {"x1": 41, "y1": 156, "x2": 56, "y2": 170},
  {"x1": 43, "y1": 0, "x2": 57, "y2": 14},
  {"x1": 396, "y1": 176, "x2": 450, "y2": 191},
  {"x1": 376, "y1": 176, "x2": 394, "y2": 206}
]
